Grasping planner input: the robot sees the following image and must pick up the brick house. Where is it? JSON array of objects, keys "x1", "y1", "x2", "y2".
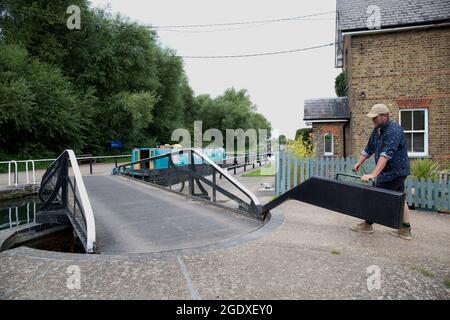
[
  {"x1": 304, "y1": 0, "x2": 450, "y2": 161},
  {"x1": 304, "y1": 97, "x2": 350, "y2": 157}
]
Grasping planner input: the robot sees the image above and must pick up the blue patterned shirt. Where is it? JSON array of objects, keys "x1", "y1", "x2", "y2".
[{"x1": 361, "y1": 120, "x2": 410, "y2": 183}]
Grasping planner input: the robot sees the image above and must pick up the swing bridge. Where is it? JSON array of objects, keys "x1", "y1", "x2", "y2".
[{"x1": 15, "y1": 149, "x2": 405, "y2": 253}]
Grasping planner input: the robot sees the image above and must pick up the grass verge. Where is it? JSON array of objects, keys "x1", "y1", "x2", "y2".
[{"x1": 242, "y1": 163, "x2": 275, "y2": 177}]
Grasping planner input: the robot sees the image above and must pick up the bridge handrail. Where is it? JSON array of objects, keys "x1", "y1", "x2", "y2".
[
  {"x1": 192, "y1": 149, "x2": 261, "y2": 207},
  {"x1": 38, "y1": 150, "x2": 96, "y2": 253},
  {"x1": 116, "y1": 148, "x2": 263, "y2": 216},
  {"x1": 67, "y1": 150, "x2": 96, "y2": 253}
]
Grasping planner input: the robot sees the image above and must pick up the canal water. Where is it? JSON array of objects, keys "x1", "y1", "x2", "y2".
[
  {"x1": 0, "y1": 196, "x2": 85, "y2": 253},
  {"x1": 0, "y1": 195, "x2": 41, "y2": 231}
]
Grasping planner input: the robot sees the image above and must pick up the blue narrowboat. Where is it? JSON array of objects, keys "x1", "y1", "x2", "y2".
[
  {"x1": 128, "y1": 146, "x2": 226, "y2": 185},
  {"x1": 130, "y1": 146, "x2": 225, "y2": 170}
]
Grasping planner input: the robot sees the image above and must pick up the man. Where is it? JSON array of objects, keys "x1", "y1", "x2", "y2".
[{"x1": 351, "y1": 103, "x2": 412, "y2": 240}]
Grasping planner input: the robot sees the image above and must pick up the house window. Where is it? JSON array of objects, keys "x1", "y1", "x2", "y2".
[
  {"x1": 324, "y1": 133, "x2": 334, "y2": 156},
  {"x1": 399, "y1": 109, "x2": 428, "y2": 157}
]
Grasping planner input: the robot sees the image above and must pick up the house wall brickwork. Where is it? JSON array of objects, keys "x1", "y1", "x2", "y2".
[
  {"x1": 311, "y1": 123, "x2": 347, "y2": 157},
  {"x1": 344, "y1": 26, "x2": 450, "y2": 160}
]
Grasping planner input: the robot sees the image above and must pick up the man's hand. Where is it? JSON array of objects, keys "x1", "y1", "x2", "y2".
[
  {"x1": 361, "y1": 174, "x2": 376, "y2": 182},
  {"x1": 352, "y1": 163, "x2": 362, "y2": 172},
  {"x1": 353, "y1": 154, "x2": 369, "y2": 172}
]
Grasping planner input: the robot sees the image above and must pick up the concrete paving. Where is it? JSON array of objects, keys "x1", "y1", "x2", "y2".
[{"x1": 0, "y1": 165, "x2": 449, "y2": 300}]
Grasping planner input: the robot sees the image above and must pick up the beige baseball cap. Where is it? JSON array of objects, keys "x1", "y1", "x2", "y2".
[{"x1": 367, "y1": 103, "x2": 390, "y2": 118}]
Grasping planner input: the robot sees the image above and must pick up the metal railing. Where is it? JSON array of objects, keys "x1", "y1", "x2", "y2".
[
  {"x1": 223, "y1": 151, "x2": 271, "y2": 175},
  {"x1": 115, "y1": 148, "x2": 266, "y2": 220},
  {"x1": 0, "y1": 151, "x2": 269, "y2": 188},
  {"x1": 0, "y1": 154, "x2": 131, "y2": 188},
  {"x1": 38, "y1": 150, "x2": 96, "y2": 253}
]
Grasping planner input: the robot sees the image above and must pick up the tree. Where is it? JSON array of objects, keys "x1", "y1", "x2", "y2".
[
  {"x1": 0, "y1": 0, "x2": 187, "y2": 153},
  {"x1": 278, "y1": 135, "x2": 287, "y2": 145},
  {"x1": 148, "y1": 48, "x2": 187, "y2": 144},
  {"x1": 335, "y1": 71, "x2": 347, "y2": 97},
  {"x1": 189, "y1": 88, "x2": 271, "y2": 149},
  {"x1": 0, "y1": 1, "x2": 272, "y2": 158},
  {"x1": 295, "y1": 128, "x2": 313, "y2": 146},
  {"x1": 107, "y1": 91, "x2": 157, "y2": 147},
  {"x1": 0, "y1": 43, "x2": 95, "y2": 158}
]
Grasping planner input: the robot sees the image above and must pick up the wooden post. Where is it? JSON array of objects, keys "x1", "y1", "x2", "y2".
[
  {"x1": 427, "y1": 178, "x2": 432, "y2": 209},
  {"x1": 275, "y1": 152, "x2": 280, "y2": 196},
  {"x1": 300, "y1": 157, "x2": 304, "y2": 183},
  {"x1": 442, "y1": 180, "x2": 448, "y2": 210},
  {"x1": 281, "y1": 152, "x2": 286, "y2": 193},
  {"x1": 293, "y1": 154, "x2": 298, "y2": 187},
  {"x1": 305, "y1": 158, "x2": 309, "y2": 180},
  {"x1": 320, "y1": 158, "x2": 324, "y2": 177},
  {"x1": 331, "y1": 157, "x2": 335, "y2": 178},
  {"x1": 420, "y1": 178, "x2": 426, "y2": 208},
  {"x1": 433, "y1": 179, "x2": 439, "y2": 211},
  {"x1": 314, "y1": 158, "x2": 318, "y2": 177},
  {"x1": 287, "y1": 152, "x2": 291, "y2": 190},
  {"x1": 407, "y1": 176, "x2": 413, "y2": 207}
]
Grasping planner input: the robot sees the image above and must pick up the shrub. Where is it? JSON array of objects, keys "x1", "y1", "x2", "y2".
[
  {"x1": 285, "y1": 138, "x2": 315, "y2": 158},
  {"x1": 410, "y1": 158, "x2": 441, "y2": 180}
]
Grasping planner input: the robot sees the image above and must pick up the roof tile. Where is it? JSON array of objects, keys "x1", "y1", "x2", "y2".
[
  {"x1": 337, "y1": 0, "x2": 450, "y2": 31},
  {"x1": 303, "y1": 97, "x2": 350, "y2": 121}
]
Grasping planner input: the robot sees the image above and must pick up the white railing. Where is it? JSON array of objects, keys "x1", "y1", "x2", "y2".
[
  {"x1": 38, "y1": 150, "x2": 97, "y2": 253},
  {"x1": 0, "y1": 154, "x2": 130, "y2": 188},
  {"x1": 0, "y1": 160, "x2": 37, "y2": 187},
  {"x1": 8, "y1": 161, "x2": 18, "y2": 187},
  {"x1": 25, "y1": 160, "x2": 36, "y2": 185},
  {"x1": 66, "y1": 150, "x2": 96, "y2": 253}
]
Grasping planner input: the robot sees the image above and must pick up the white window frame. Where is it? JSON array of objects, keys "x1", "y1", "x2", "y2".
[
  {"x1": 399, "y1": 108, "x2": 428, "y2": 157},
  {"x1": 323, "y1": 133, "x2": 334, "y2": 156}
]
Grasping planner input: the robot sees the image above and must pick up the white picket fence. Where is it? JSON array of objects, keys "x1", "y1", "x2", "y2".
[{"x1": 275, "y1": 152, "x2": 450, "y2": 213}]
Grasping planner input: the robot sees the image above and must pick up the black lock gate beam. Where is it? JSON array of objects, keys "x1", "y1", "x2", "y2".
[{"x1": 262, "y1": 176, "x2": 406, "y2": 229}]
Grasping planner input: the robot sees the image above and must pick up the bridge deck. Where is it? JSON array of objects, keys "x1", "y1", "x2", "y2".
[{"x1": 83, "y1": 175, "x2": 262, "y2": 254}]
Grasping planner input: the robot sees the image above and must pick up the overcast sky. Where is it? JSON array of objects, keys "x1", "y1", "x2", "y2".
[{"x1": 90, "y1": 0, "x2": 341, "y2": 138}]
